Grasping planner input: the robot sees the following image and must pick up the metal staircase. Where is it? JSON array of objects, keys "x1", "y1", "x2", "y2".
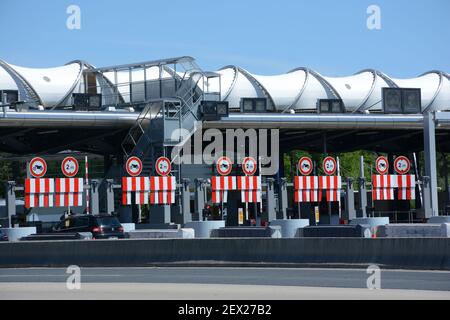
[{"x1": 120, "y1": 69, "x2": 206, "y2": 175}]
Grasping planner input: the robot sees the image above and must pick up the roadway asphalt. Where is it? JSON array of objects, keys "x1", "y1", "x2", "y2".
[{"x1": 0, "y1": 267, "x2": 449, "y2": 299}]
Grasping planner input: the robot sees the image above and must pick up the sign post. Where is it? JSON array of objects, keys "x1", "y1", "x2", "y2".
[{"x1": 216, "y1": 156, "x2": 232, "y2": 220}]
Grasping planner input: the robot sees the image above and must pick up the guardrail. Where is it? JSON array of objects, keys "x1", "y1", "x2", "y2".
[{"x1": 0, "y1": 238, "x2": 449, "y2": 270}]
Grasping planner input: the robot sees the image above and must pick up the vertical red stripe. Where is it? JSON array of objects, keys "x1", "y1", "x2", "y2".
[
  {"x1": 35, "y1": 179, "x2": 40, "y2": 193},
  {"x1": 122, "y1": 177, "x2": 127, "y2": 192},
  {"x1": 131, "y1": 177, "x2": 136, "y2": 192},
  {"x1": 122, "y1": 192, "x2": 127, "y2": 205},
  {"x1": 44, "y1": 179, "x2": 48, "y2": 193},
  {"x1": 74, "y1": 179, "x2": 79, "y2": 193},
  {"x1": 25, "y1": 179, "x2": 30, "y2": 194},
  {"x1": 25, "y1": 194, "x2": 30, "y2": 208}
]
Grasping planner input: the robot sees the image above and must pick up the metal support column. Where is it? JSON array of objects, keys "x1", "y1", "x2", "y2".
[
  {"x1": 343, "y1": 178, "x2": 356, "y2": 221},
  {"x1": 105, "y1": 179, "x2": 115, "y2": 215},
  {"x1": 418, "y1": 176, "x2": 433, "y2": 219},
  {"x1": 266, "y1": 178, "x2": 277, "y2": 222},
  {"x1": 181, "y1": 178, "x2": 192, "y2": 224},
  {"x1": 89, "y1": 179, "x2": 100, "y2": 215},
  {"x1": 5, "y1": 181, "x2": 16, "y2": 228},
  {"x1": 194, "y1": 178, "x2": 206, "y2": 221},
  {"x1": 424, "y1": 112, "x2": 439, "y2": 217},
  {"x1": 279, "y1": 177, "x2": 288, "y2": 219},
  {"x1": 357, "y1": 156, "x2": 367, "y2": 217}
]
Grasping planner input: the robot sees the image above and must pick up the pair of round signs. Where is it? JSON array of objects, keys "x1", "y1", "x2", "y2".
[
  {"x1": 375, "y1": 156, "x2": 410, "y2": 175},
  {"x1": 125, "y1": 156, "x2": 171, "y2": 177},
  {"x1": 297, "y1": 156, "x2": 337, "y2": 175},
  {"x1": 29, "y1": 156, "x2": 79, "y2": 178},
  {"x1": 216, "y1": 156, "x2": 257, "y2": 176}
]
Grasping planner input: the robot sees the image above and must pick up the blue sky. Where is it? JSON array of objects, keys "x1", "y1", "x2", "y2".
[{"x1": 0, "y1": 0, "x2": 449, "y2": 77}]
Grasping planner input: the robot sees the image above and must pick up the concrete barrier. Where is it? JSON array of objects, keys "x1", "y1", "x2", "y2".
[
  {"x1": 377, "y1": 224, "x2": 450, "y2": 238},
  {"x1": 269, "y1": 219, "x2": 309, "y2": 238},
  {"x1": 350, "y1": 217, "x2": 389, "y2": 228},
  {"x1": 298, "y1": 225, "x2": 372, "y2": 238},
  {"x1": 0, "y1": 227, "x2": 36, "y2": 241},
  {"x1": 128, "y1": 228, "x2": 195, "y2": 239},
  {"x1": 211, "y1": 226, "x2": 281, "y2": 238},
  {"x1": 0, "y1": 238, "x2": 449, "y2": 270},
  {"x1": 428, "y1": 216, "x2": 450, "y2": 224},
  {"x1": 121, "y1": 223, "x2": 135, "y2": 232},
  {"x1": 184, "y1": 221, "x2": 225, "y2": 238}
]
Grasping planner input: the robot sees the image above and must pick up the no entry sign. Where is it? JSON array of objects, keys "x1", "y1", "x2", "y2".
[
  {"x1": 298, "y1": 157, "x2": 313, "y2": 175},
  {"x1": 216, "y1": 156, "x2": 232, "y2": 176},
  {"x1": 155, "y1": 156, "x2": 171, "y2": 176},
  {"x1": 322, "y1": 156, "x2": 337, "y2": 175},
  {"x1": 125, "y1": 156, "x2": 143, "y2": 177},
  {"x1": 375, "y1": 156, "x2": 389, "y2": 175},
  {"x1": 242, "y1": 157, "x2": 257, "y2": 176},
  {"x1": 61, "y1": 156, "x2": 79, "y2": 177},
  {"x1": 394, "y1": 156, "x2": 411, "y2": 175},
  {"x1": 29, "y1": 157, "x2": 47, "y2": 178}
]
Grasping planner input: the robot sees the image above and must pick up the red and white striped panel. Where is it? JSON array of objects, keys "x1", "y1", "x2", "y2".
[
  {"x1": 396, "y1": 174, "x2": 415, "y2": 189},
  {"x1": 398, "y1": 188, "x2": 416, "y2": 200},
  {"x1": 25, "y1": 194, "x2": 54, "y2": 208},
  {"x1": 55, "y1": 193, "x2": 83, "y2": 207},
  {"x1": 372, "y1": 175, "x2": 398, "y2": 188},
  {"x1": 241, "y1": 190, "x2": 262, "y2": 203},
  {"x1": 149, "y1": 176, "x2": 176, "y2": 191},
  {"x1": 211, "y1": 176, "x2": 237, "y2": 191},
  {"x1": 325, "y1": 189, "x2": 340, "y2": 202},
  {"x1": 372, "y1": 188, "x2": 395, "y2": 200},
  {"x1": 122, "y1": 177, "x2": 150, "y2": 191},
  {"x1": 319, "y1": 176, "x2": 342, "y2": 189},
  {"x1": 294, "y1": 176, "x2": 319, "y2": 190},
  {"x1": 237, "y1": 176, "x2": 262, "y2": 190},
  {"x1": 294, "y1": 189, "x2": 320, "y2": 202},
  {"x1": 149, "y1": 191, "x2": 176, "y2": 204},
  {"x1": 212, "y1": 190, "x2": 228, "y2": 203},
  {"x1": 25, "y1": 178, "x2": 55, "y2": 194},
  {"x1": 55, "y1": 178, "x2": 84, "y2": 193}
]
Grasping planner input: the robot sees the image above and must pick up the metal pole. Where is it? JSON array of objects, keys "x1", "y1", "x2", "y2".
[
  {"x1": 85, "y1": 156, "x2": 89, "y2": 214},
  {"x1": 424, "y1": 112, "x2": 439, "y2": 217}
]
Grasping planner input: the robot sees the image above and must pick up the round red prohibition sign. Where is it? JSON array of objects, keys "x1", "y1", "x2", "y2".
[
  {"x1": 322, "y1": 156, "x2": 337, "y2": 175},
  {"x1": 125, "y1": 156, "x2": 143, "y2": 177},
  {"x1": 298, "y1": 157, "x2": 313, "y2": 175},
  {"x1": 61, "y1": 156, "x2": 79, "y2": 177},
  {"x1": 155, "y1": 156, "x2": 171, "y2": 176},
  {"x1": 216, "y1": 156, "x2": 232, "y2": 176},
  {"x1": 242, "y1": 157, "x2": 257, "y2": 176},
  {"x1": 29, "y1": 157, "x2": 47, "y2": 178},
  {"x1": 375, "y1": 156, "x2": 389, "y2": 175},
  {"x1": 394, "y1": 156, "x2": 411, "y2": 175}
]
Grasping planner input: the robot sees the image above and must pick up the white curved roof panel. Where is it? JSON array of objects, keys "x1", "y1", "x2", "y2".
[{"x1": 8, "y1": 62, "x2": 82, "y2": 107}]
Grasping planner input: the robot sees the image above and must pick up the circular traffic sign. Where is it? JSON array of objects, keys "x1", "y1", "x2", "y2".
[
  {"x1": 61, "y1": 157, "x2": 79, "y2": 177},
  {"x1": 394, "y1": 156, "x2": 410, "y2": 175},
  {"x1": 29, "y1": 157, "x2": 47, "y2": 178},
  {"x1": 298, "y1": 157, "x2": 313, "y2": 175},
  {"x1": 155, "y1": 156, "x2": 171, "y2": 176},
  {"x1": 242, "y1": 157, "x2": 257, "y2": 176},
  {"x1": 125, "y1": 156, "x2": 143, "y2": 177},
  {"x1": 375, "y1": 156, "x2": 389, "y2": 175},
  {"x1": 322, "y1": 156, "x2": 337, "y2": 175},
  {"x1": 216, "y1": 156, "x2": 232, "y2": 176}
]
